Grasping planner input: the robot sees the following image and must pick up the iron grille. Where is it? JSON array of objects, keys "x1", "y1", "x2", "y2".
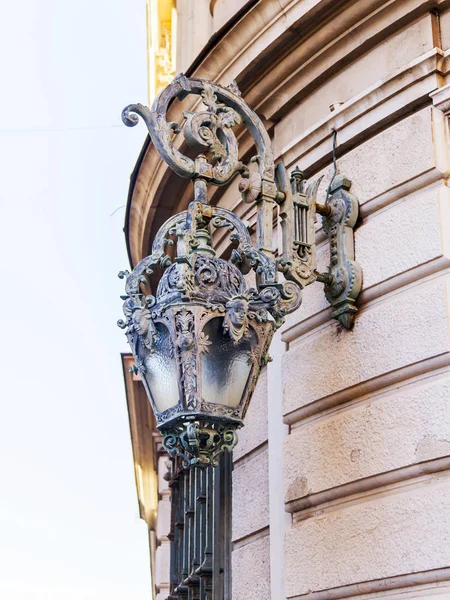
[{"x1": 167, "y1": 452, "x2": 232, "y2": 599}]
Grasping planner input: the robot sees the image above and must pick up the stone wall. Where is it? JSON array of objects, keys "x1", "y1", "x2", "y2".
[
  {"x1": 231, "y1": 369, "x2": 271, "y2": 598},
  {"x1": 278, "y1": 103, "x2": 450, "y2": 596}
]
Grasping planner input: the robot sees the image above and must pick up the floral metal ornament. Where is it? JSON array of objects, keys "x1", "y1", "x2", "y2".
[
  {"x1": 119, "y1": 74, "x2": 362, "y2": 467},
  {"x1": 117, "y1": 201, "x2": 294, "y2": 467}
]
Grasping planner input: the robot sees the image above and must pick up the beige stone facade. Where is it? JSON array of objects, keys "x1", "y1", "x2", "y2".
[{"x1": 125, "y1": 1, "x2": 450, "y2": 598}]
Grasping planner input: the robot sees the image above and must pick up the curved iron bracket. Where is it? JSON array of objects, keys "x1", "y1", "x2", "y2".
[
  {"x1": 122, "y1": 74, "x2": 362, "y2": 329},
  {"x1": 122, "y1": 74, "x2": 275, "y2": 186},
  {"x1": 322, "y1": 176, "x2": 362, "y2": 329},
  {"x1": 276, "y1": 163, "x2": 362, "y2": 329}
]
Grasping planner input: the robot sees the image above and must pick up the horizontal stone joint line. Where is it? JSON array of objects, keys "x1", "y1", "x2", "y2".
[
  {"x1": 278, "y1": 45, "x2": 444, "y2": 170},
  {"x1": 282, "y1": 251, "x2": 450, "y2": 345},
  {"x1": 233, "y1": 440, "x2": 268, "y2": 468},
  {"x1": 283, "y1": 351, "x2": 450, "y2": 426},
  {"x1": 287, "y1": 567, "x2": 450, "y2": 600},
  {"x1": 232, "y1": 525, "x2": 270, "y2": 551},
  {"x1": 358, "y1": 169, "x2": 443, "y2": 221},
  {"x1": 298, "y1": 169, "x2": 442, "y2": 252},
  {"x1": 286, "y1": 455, "x2": 450, "y2": 515}
]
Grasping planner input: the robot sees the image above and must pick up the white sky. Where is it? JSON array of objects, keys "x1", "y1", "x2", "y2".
[{"x1": 0, "y1": 1, "x2": 154, "y2": 598}]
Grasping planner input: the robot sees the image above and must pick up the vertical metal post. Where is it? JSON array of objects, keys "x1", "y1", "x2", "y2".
[
  {"x1": 198, "y1": 467, "x2": 207, "y2": 599},
  {"x1": 201, "y1": 467, "x2": 214, "y2": 600},
  {"x1": 212, "y1": 462, "x2": 221, "y2": 599},
  {"x1": 168, "y1": 458, "x2": 232, "y2": 600},
  {"x1": 178, "y1": 469, "x2": 189, "y2": 597},
  {"x1": 168, "y1": 469, "x2": 178, "y2": 600},
  {"x1": 221, "y1": 452, "x2": 232, "y2": 600}
]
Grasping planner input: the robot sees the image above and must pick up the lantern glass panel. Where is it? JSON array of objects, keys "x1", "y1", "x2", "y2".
[
  {"x1": 144, "y1": 322, "x2": 179, "y2": 413},
  {"x1": 201, "y1": 317, "x2": 257, "y2": 408}
]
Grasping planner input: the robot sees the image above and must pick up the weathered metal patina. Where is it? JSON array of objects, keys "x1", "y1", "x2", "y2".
[{"x1": 118, "y1": 74, "x2": 362, "y2": 466}]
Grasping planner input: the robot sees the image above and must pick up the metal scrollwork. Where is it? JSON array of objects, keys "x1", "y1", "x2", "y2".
[
  {"x1": 162, "y1": 422, "x2": 238, "y2": 468},
  {"x1": 250, "y1": 281, "x2": 302, "y2": 327},
  {"x1": 277, "y1": 169, "x2": 321, "y2": 289},
  {"x1": 322, "y1": 176, "x2": 363, "y2": 329},
  {"x1": 276, "y1": 159, "x2": 362, "y2": 329},
  {"x1": 124, "y1": 211, "x2": 189, "y2": 297},
  {"x1": 122, "y1": 74, "x2": 274, "y2": 187},
  {"x1": 183, "y1": 86, "x2": 243, "y2": 181},
  {"x1": 119, "y1": 75, "x2": 363, "y2": 469}
]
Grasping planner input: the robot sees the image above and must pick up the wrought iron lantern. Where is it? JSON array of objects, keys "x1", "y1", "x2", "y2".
[{"x1": 118, "y1": 75, "x2": 362, "y2": 467}]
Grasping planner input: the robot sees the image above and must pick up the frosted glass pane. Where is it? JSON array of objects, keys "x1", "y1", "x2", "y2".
[
  {"x1": 143, "y1": 323, "x2": 179, "y2": 413},
  {"x1": 201, "y1": 318, "x2": 257, "y2": 408}
]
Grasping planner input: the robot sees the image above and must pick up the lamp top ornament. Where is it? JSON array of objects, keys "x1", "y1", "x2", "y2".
[{"x1": 118, "y1": 74, "x2": 362, "y2": 467}]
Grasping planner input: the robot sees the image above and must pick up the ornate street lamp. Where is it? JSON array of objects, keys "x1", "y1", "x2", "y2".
[{"x1": 118, "y1": 75, "x2": 362, "y2": 467}]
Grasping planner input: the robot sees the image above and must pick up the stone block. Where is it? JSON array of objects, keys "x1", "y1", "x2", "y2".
[
  {"x1": 275, "y1": 16, "x2": 434, "y2": 144},
  {"x1": 234, "y1": 368, "x2": 268, "y2": 461},
  {"x1": 232, "y1": 449, "x2": 269, "y2": 541},
  {"x1": 158, "y1": 456, "x2": 171, "y2": 494},
  {"x1": 212, "y1": 0, "x2": 249, "y2": 32},
  {"x1": 154, "y1": 542, "x2": 170, "y2": 590},
  {"x1": 156, "y1": 496, "x2": 171, "y2": 540},
  {"x1": 285, "y1": 475, "x2": 450, "y2": 597},
  {"x1": 439, "y1": 8, "x2": 450, "y2": 50},
  {"x1": 355, "y1": 183, "x2": 447, "y2": 289},
  {"x1": 232, "y1": 535, "x2": 271, "y2": 600},
  {"x1": 282, "y1": 277, "x2": 450, "y2": 416},
  {"x1": 284, "y1": 373, "x2": 450, "y2": 503},
  {"x1": 312, "y1": 107, "x2": 435, "y2": 208}
]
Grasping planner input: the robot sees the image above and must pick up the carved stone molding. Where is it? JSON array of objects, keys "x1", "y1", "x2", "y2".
[{"x1": 430, "y1": 82, "x2": 450, "y2": 115}]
